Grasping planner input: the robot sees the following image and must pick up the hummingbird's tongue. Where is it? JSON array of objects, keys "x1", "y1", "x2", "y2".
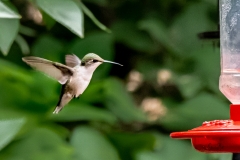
[{"x1": 104, "y1": 60, "x2": 123, "y2": 66}]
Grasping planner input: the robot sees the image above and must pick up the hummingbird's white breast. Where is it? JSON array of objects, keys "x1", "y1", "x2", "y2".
[{"x1": 69, "y1": 65, "x2": 96, "y2": 97}]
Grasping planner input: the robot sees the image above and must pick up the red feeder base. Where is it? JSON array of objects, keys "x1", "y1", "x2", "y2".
[{"x1": 170, "y1": 104, "x2": 240, "y2": 152}]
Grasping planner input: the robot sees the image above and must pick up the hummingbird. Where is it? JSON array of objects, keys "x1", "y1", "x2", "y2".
[{"x1": 22, "y1": 53, "x2": 123, "y2": 114}]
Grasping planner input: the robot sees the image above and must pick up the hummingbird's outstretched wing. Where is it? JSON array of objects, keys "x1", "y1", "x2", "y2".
[
  {"x1": 65, "y1": 54, "x2": 81, "y2": 67},
  {"x1": 22, "y1": 56, "x2": 74, "y2": 84}
]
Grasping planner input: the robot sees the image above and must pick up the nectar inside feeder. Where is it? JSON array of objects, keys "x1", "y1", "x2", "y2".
[{"x1": 170, "y1": 0, "x2": 240, "y2": 153}]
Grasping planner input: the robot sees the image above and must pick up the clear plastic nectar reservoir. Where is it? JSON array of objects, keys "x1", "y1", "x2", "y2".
[{"x1": 219, "y1": 0, "x2": 240, "y2": 104}]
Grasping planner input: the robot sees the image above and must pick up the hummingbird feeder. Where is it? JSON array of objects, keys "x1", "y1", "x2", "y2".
[{"x1": 170, "y1": 0, "x2": 240, "y2": 152}]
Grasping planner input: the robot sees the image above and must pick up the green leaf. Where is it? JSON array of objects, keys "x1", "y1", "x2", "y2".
[
  {"x1": 0, "y1": 18, "x2": 19, "y2": 55},
  {"x1": 41, "y1": 11, "x2": 56, "y2": 29},
  {"x1": 108, "y1": 132, "x2": 155, "y2": 160},
  {"x1": 36, "y1": 0, "x2": 84, "y2": 38},
  {"x1": 192, "y1": 47, "x2": 220, "y2": 80},
  {"x1": 0, "y1": 118, "x2": 25, "y2": 151},
  {"x1": 32, "y1": 35, "x2": 64, "y2": 61},
  {"x1": 154, "y1": 133, "x2": 231, "y2": 160},
  {"x1": 77, "y1": 1, "x2": 110, "y2": 32},
  {"x1": 15, "y1": 35, "x2": 30, "y2": 55},
  {"x1": 174, "y1": 74, "x2": 203, "y2": 99},
  {"x1": 169, "y1": 2, "x2": 215, "y2": 55},
  {"x1": 0, "y1": 57, "x2": 32, "y2": 83},
  {"x1": 208, "y1": 153, "x2": 232, "y2": 160},
  {"x1": 138, "y1": 18, "x2": 171, "y2": 50},
  {"x1": 148, "y1": 133, "x2": 207, "y2": 160},
  {"x1": 0, "y1": 58, "x2": 56, "y2": 113},
  {"x1": 51, "y1": 102, "x2": 117, "y2": 124},
  {"x1": 19, "y1": 25, "x2": 36, "y2": 37},
  {"x1": 71, "y1": 126, "x2": 120, "y2": 160},
  {"x1": 136, "y1": 151, "x2": 161, "y2": 160},
  {"x1": 0, "y1": 128, "x2": 73, "y2": 160},
  {"x1": 0, "y1": 1, "x2": 21, "y2": 18},
  {"x1": 190, "y1": 46, "x2": 221, "y2": 94},
  {"x1": 80, "y1": 80, "x2": 105, "y2": 103},
  {"x1": 112, "y1": 20, "x2": 158, "y2": 53},
  {"x1": 161, "y1": 92, "x2": 229, "y2": 131},
  {"x1": 104, "y1": 78, "x2": 148, "y2": 123},
  {"x1": 0, "y1": 59, "x2": 34, "y2": 108},
  {"x1": 22, "y1": 71, "x2": 59, "y2": 112}
]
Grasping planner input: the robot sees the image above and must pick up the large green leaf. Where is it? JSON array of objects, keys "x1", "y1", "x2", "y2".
[
  {"x1": 135, "y1": 133, "x2": 207, "y2": 160},
  {"x1": 51, "y1": 102, "x2": 117, "y2": 124},
  {"x1": 136, "y1": 134, "x2": 232, "y2": 160},
  {"x1": 174, "y1": 74, "x2": 203, "y2": 99},
  {"x1": 0, "y1": 59, "x2": 34, "y2": 108},
  {"x1": 41, "y1": 11, "x2": 56, "y2": 29},
  {"x1": 190, "y1": 46, "x2": 221, "y2": 95},
  {"x1": 208, "y1": 153, "x2": 232, "y2": 160},
  {"x1": 70, "y1": 126, "x2": 120, "y2": 160},
  {"x1": 19, "y1": 25, "x2": 36, "y2": 37},
  {"x1": 0, "y1": 18, "x2": 19, "y2": 55},
  {"x1": 0, "y1": 1, "x2": 21, "y2": 18},
  {"x1": 77, "y1": 1, "x2": 110, "y2": 32},
  {"x1": 36, "y1": 0, "x2": 84, "y2": 38},
  {"x1": 169, "y1": 1, "x2": 216, "y2": 55},
  {"x1": 32, "y1": 35, "x2": 64, "y2": 61},
  {"x1": 15, "y1": 35, "x2": 30, "y2": 55},
  {"x1": 138, "y1": 18, "x2": 174, "y2": 52},
  {"x1": 161, "y1": 92, "x2": 229, "y2": 131},
  {"x1": 104, "y1": 78, "x2": 148, "y2": 123},
  {"x1": 0, "y1": 118, "x2": 25, "y2": 151},
  {"x1": 0, "y1": 58, "x2": 57, "y2": 113},
  {"x1": 111, "y1": 20, "x2": 158, "y2": 53},
  {"x1": 0, "y1": 1, "x2": 20, "y2": 55},
  {"x1": 80, "y1": 80, "x2": 106, "y2": 103},
  {"x1": 0, "y1": 128, "x2": 73, "y2": 160},
  {"x1": 108, "y1": 132, "x2": 155, "y2": 160}
]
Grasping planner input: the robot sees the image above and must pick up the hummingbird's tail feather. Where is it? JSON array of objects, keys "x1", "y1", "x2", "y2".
[
  {"x1": 53, "y1": 93, "x2": 73, "y2": 114},
  {"x1": 53, "y1": 90, "x2": 73, "y2": 114},
  {"x1": 53, "y1": 106, "x2": 62, "y2": 114}
]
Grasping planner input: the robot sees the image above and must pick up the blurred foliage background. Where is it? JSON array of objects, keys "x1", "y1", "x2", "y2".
[{"x1": 0, "y1": 0, "x2": 233, "y2": 159}]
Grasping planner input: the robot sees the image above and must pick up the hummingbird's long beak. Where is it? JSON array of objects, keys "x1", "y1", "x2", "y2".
[{"x1": 104, "y1": 60, "x2": 123, "y2": 66}]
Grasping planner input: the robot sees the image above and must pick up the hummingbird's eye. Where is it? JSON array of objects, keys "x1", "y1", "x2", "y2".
[{"x1": 93, "y1": 60, "x2": 98, "y2": 63}]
